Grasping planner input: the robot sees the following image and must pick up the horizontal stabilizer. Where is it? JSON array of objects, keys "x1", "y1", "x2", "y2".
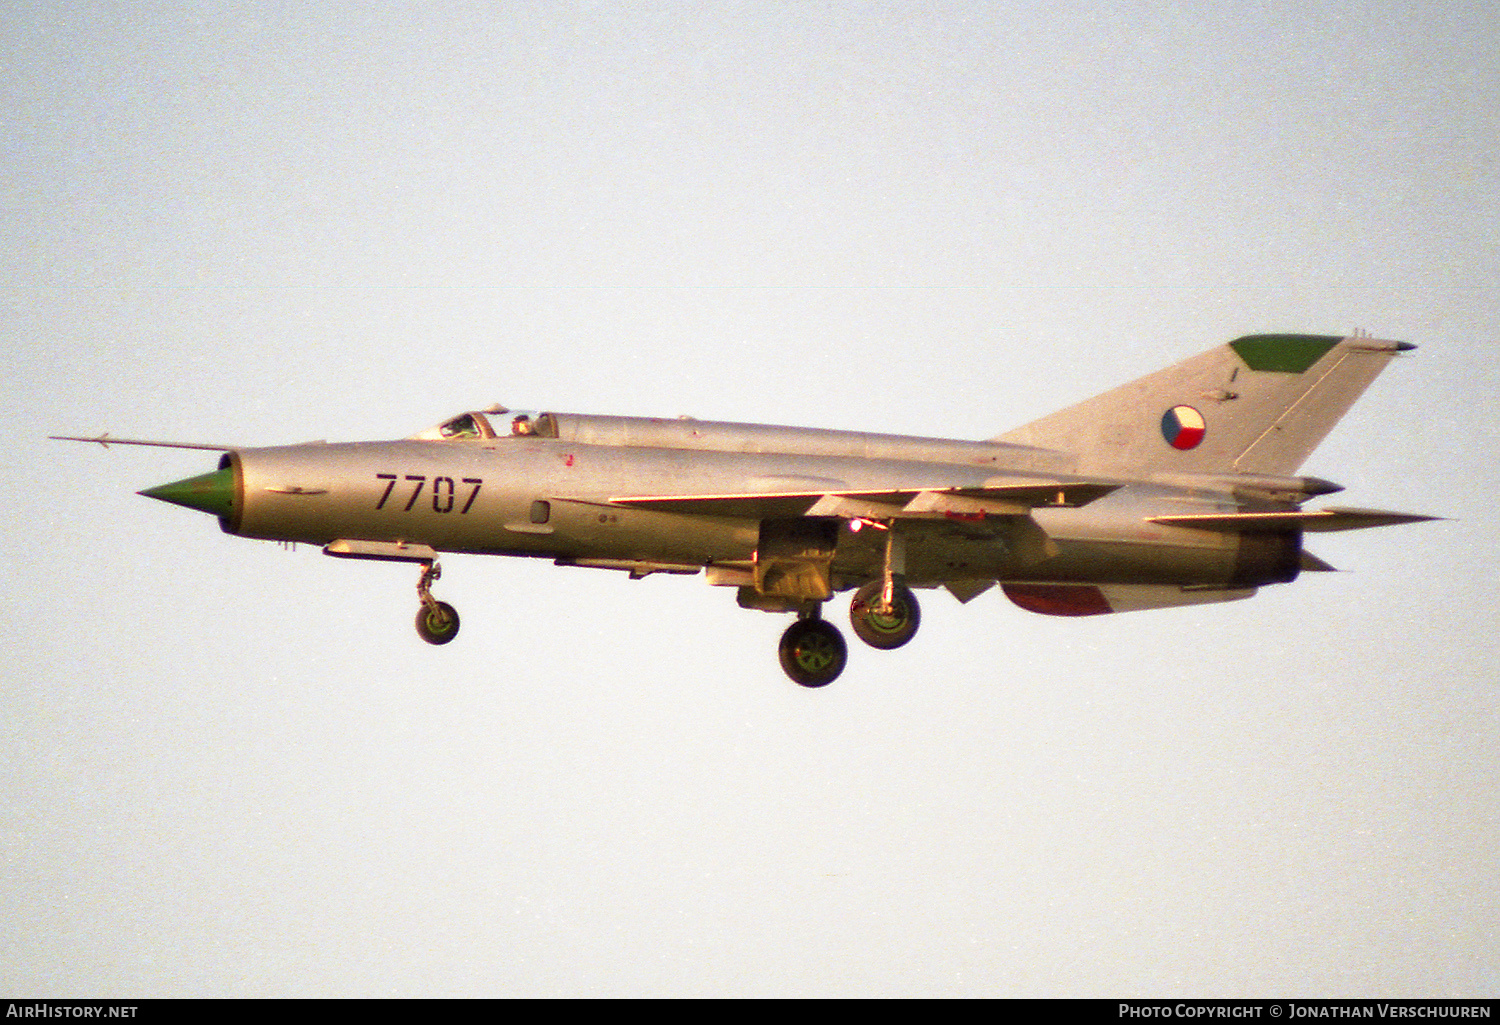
[{"x1": 1147, "y1": 507, "x2": 1439, "y2": 533}]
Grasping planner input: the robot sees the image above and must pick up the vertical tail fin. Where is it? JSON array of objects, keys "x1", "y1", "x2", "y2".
[{"x1": 995, "y1": 334, "x2": 1415, "y2": 476}]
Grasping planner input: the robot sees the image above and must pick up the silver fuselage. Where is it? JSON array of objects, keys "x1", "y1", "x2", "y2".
[{"x1": 216, "y1": 414, "x2": 1297, "y2": 591}]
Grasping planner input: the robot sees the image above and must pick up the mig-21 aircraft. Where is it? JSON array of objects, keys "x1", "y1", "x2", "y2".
[{"x1": 55, "y1": 333, "x2": 1436, "y2": 687}]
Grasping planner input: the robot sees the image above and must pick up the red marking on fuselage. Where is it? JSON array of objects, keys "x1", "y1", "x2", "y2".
[{"x1": 1002, "y1": 583, "x2": 1113, "y2": 616}]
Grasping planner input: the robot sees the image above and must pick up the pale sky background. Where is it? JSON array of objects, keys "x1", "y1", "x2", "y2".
[{"x1": 4, "y1": 0, "x2": 1497, "y2": 997}]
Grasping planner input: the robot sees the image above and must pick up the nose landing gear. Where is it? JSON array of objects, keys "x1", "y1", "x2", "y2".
[{"x1": 415, "y1": 561, "x2": 460, "y2": 645}]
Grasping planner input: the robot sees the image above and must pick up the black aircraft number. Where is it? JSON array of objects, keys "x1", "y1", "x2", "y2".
[{"x1": 375, "y1": 474, "x2": 482, "y2": 514}]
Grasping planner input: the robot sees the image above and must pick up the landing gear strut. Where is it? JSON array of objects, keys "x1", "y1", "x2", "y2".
[
  {"x1": 778, "y1": 608, "x2": 847, "y2": 688},
  {"x1": 414, "y1": 560, "x2": 460, "y2": 645}
]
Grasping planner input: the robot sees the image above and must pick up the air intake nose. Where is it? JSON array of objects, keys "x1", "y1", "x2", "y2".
[{"x1": 138, "y1": 467, "x2": 235, "y2": 518}]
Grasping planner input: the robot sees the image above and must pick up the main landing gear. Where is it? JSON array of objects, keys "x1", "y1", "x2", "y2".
[
  {"x1": 848, "y1": 580, "x2": 921, "y2": 650},
  {"x1": 778, "y1": 610, "x2": 847, "y2": 688},
  {"x1": 414, "y1": 560, "x2": 460, "y2": 645},
  {"x1": 776, "y1": 582, "x2": 923, "y2": 688}
]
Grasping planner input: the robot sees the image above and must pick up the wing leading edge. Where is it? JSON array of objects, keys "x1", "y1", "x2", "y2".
[{"x1": 606, "y1": 481, "x2": 1120, "y2": 520}]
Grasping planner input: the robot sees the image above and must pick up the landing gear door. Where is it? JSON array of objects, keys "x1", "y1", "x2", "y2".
[{"x1": 754, "y1": 518, "x2": 838, "y2": 600}]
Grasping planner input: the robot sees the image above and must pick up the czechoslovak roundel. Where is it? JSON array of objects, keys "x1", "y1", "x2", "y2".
[{"x1": 1161, "y1": 405, "x2": 1206, "y2": 450}]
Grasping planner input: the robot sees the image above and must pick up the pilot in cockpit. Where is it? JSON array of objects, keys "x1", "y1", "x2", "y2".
[{"x1": 438, "y1": 413, "x2": 483, "y2": 439}]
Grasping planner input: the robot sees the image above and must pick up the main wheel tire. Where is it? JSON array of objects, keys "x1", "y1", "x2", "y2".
[
  {"x1": 778, "y1": 618, "x2": 848, "y2": 688},
  {"x1": 415, "y1": 601, "x2": 460, "y2": 645},
  {"x1": 848, "y1": 581, "x2": 921, "y2": 650}
]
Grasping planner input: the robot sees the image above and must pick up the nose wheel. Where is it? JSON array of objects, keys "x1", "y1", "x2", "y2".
[
  {"x1": 414, "y1": 561, "x2": 460, "y2": 645},
  {"x1": 416, "y1": 600, "x2": 460, "y2": 645},
  {"x1": 778, "y1": 615, "x2": 847, "y2": 688}
]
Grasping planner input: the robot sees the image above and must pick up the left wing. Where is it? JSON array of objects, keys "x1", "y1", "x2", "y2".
[{"x1": 606, "y1": 481, "x2": 1120, "y2": 520}]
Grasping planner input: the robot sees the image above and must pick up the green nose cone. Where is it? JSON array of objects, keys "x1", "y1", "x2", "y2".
[{"x1": 139, "y1": 466, "x2": 235, "y2": 518}]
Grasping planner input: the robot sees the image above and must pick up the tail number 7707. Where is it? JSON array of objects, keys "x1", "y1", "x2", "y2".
[{"x1": 375, "y1": 474, "x2": 483, "y2": 514}]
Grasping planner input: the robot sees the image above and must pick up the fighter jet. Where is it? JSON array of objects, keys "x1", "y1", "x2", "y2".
[{"x1": 55, "y1": 333, "x2": 1436, "y2": 686}]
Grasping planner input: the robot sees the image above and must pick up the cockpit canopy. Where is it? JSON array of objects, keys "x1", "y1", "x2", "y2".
[{"x1": 409, "y1": 410, "x2": 559, "y2": 442}]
